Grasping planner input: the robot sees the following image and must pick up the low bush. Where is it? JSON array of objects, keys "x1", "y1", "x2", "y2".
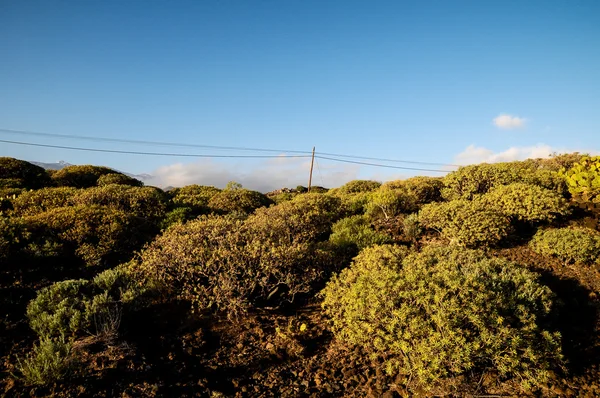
[
  {"x1": 51, "y1": 165, "x2": 119, "y2": 188},
  {"x1": 529, "y1": 227, "x2": 600, "y2": 265},
  {"x1": 337, "y1": 180, "x2": 381, "y2": 194},
  {"x1": 0, "y1": 157, "x2": 51, "y2": 189},
  {"x1": 16, "y1": 336, "x2": 74, "y2": 386},
  {"x1": 97, "y1": 173, "x2": 143, "y2": 187},
  {"x1": 418, "y1": 199, "x2": 510, "y2": 247},
  {"x1": 0, "y1": 216, "x2": 28, "y2": 262},
  {"x1": 402, "y1": 213, "x2": 422, "y2": 242},
  {"x1": 481, "y1": 183, "x2": 570, "y2": 224},
  {"x1": 384, "y1": 176, "x2": 444, "y2": 205},
  {"x1": 11, "y1": 187, "x2": 79, "y2": 216},
  {"x1": 442, "y1": 160, "x2": 566, "y2": 201},
  {"x1": 207, "y1": 188, "x2": 273, "y2": 215},
  {"x1": 169, "y1": 185, "x2": 221, "y2": 214},
  {"x1": 329, "y1": 215, "x2": 391, "y2": 251},
  {"x1": 365, "y1": 186, "x2": 418, "y2": 219},
  {"x1": 72, "y1": 184, "x2": 167, "y2": 220},
  {"x1": 133, "y1": 197, "x2": 343, "y2": 318},
  {"x1": 27, "y1": 264, "x2": 149, "y2": 340},
  {"x1": 24, "y1": 205, "x2": 154, "y2": 266},
  {"x1": 321, "y1": 244, "x2": 563, "y2": 391}
]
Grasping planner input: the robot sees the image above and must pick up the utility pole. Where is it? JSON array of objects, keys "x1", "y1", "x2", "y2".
[{"x1": 308, "y1": 146, "x2": 315, "y2": 192}]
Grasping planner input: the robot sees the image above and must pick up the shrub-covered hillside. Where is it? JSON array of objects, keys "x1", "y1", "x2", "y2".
[{"x1": 2, "y1": 154, "x2": 600, "y2": 397}]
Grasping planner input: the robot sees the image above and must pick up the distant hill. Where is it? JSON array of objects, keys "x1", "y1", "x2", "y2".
[{"x1": 31, "y1": 160, "x2": 153, "y2": 182}]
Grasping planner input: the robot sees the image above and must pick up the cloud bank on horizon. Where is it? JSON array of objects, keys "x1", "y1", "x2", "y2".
[
  {"x1": 146, "y1": 156, "x2": 362, "y2": 192},
  {"x1": 454, "y1": 144, "x2": 599, "y2": 166}
]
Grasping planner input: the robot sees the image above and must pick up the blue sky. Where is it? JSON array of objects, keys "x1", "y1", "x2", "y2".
[{"x1": 1, "y1": 0, "x2": 599, "y2": 190}]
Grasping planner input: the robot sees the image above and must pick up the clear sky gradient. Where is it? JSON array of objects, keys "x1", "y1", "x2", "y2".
[{"x1": 1, "y1": 0, "x2": 599, "y2": 189}]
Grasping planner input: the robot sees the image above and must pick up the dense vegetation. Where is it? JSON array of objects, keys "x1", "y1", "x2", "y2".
[{"x1": 1, "y1": 154, "x2": 600, "y2": 397}]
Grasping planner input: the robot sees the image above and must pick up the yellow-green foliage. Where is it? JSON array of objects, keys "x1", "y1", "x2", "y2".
[
  {"x1": 338, "y1": 180, "x2": 381, "y2": 194},
  {"x1": 96, "y1": 173, "x2": 144, "y2": 187},
  {"x1": 529, "y1": 228, "x2": 600, "y2": 265},
  {"x1": 16, "y1": 336, "x2": 74, "y2": 386},
  {"x1": 207, "y1": 188, "x2": 273, "y2": 215},
  {"x1": 442, "y1": 160, "x2": 565, "y2": 201},
  {"x1": 329, "y1": 215, "x2": 391, "y2": 250},
  {"x1": 133, "y1": 196, "x2": 342, "y2": 318},
  {"x1": 560, "y1": 156, "x2": 600, "y2": 205},
  {"x1": 326, "y1": 188, "x2": 371, "y2": 215},
  {"x1": 27, "y1": 264, "x2": 148, "y2": 339},
  {"x1": 0, "y1": 216, "x2": 28, "y2": 261},
  {"x1": 480, "y1": 183, "x2": 570, "y2": 223},
  {"x1": 169, "y1": 185, "x2": 222, "y2": 214},
  {"x1": 383, "y1": 176, "x2": 444, "y2": 205},
  {"x1": 11, "y1": 187, "x2": 79, "y2": 216},
  {"x1": 72, "y1": 184, "x2": 167, "y2": 219},
  {"x1": 0, "y1": 157, "x2": 51, "y2": 189},
  {"x1": 321, "y1": 245, "x2": 563, "y2": 390},
  {"x1": 365, "y1": 186, "x2": 419, "y2": 219},
  {"x1": 24, "y1": 205, "x2": 154, "y2": 266},
  {"x1": 51, "y1": 165, "x2": 119, "y2": 188},
  {"x1": 418, "y1": 199, "x2": 510, "y2": 247}
]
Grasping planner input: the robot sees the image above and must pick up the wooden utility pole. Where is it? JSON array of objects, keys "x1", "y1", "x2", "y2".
[{"x1": 308, "y1": 146, "x2": 315, "y2": 192}]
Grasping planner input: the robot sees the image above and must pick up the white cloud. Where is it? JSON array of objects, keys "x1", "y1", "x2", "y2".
[
  {"x1": 455, "y1": 144, "x2": 599, "y2": 166},
  {"x1": 146, "y1": 155, "x2": 361, "y2": 192},
  {"x1": 493, "y1": 114, "x2": 527, "y2": 129}
]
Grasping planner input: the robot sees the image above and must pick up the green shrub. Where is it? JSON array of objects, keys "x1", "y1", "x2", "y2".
[
  {"x1": 169, "y1": 185, "x2": 221, "y2": 214},
  {"x1": 321, "y1": 245, "x2": 563, "y2": 390},
  {"x1": 26, "y1": 279, "x2": 89, "y2": 339},
  {"x1": 27, "y1": 265, "x2": 149, "y2": 340},
  {"x1": 329, "y1": 215, "x2": 391, "y2": 250},
  {"x1": 24, "y1": 205, "x2": 154, "y2": 266},
  {"x1": 16, "y1": 336, "x2": 74, "y2": 386},
  {"x1": 402, "y1": 213, "x2": 422, "y2": 242},
  {"x1": 51, "y1": 165, "x2": 119, "y2": 188},
  {"x1": 480, "y1": 183, "x2": 570, "y2": 223},
  {"x1": 208, "y1": 188, "x2": 273, "y2": 215},
  {"x1": 442, "y1": 160, "x2": 566, "y2": 201},
  {"x1": 11, "y1": 187, "x2": 79, "y2": 216},
  {"x1": 0, "y1": 216, "x2": 28, "y2": 261},
  {"x1": 338, "y1": 180, "x2": 381, "y2": 194},
  {"x1": 384, "y1": 176, "x2": 444, "y2": 205},
  {"x1": 418, "y1": 199, "x2": 510, "y2": 247},
  {"x1": 0, "y1": 157, "x2": 51, "y2": 189},
  {"x1": 133, "y1": 200, "x2": 342, "y2": 318},
  {"x1": 73, "y1": 184, "x2": 167, "y2": 219},
  {"x1": 97, "y1": 173, "x2": 143, "y2": 187},
  {"x1": 160, "y1": 206, "x2": 194, "y2": 229},
  {"x1": 529, "y1": 227, "x2": 600, "y2": 264},
  {"x1": 365, "y1": 186, "x2": 419, "y2": 219}
]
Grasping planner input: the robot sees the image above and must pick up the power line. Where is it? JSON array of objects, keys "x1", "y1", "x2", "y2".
[
  {"x1": 0, "y1": 127, "x2": 460, "y2": 168},
  {"x1": 0, "y1": 139, "x2": 311, "y2": 159},
  {"x1": 314, "y1": 155, "x2": 450, "y2": 173},
  {"x1": 0, "y1": 128, "x2": 311, "y2": 155},
  {"x1": 317, "y1": 151, "x2": 460, "y2": 167}
]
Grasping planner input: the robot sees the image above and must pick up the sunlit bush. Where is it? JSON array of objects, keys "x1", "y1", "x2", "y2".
[
  {"x1": 321, "y1": 244, "x2": 563, "y2": 390},
  {"x1": 480, "y1": 183, "x2": 570, "y2": 224},
  {"x1": 207, "y1": 188, "x2": 273, "y2": 215},
  {"x1": 11, "y1": 187, "x2": 79, "y2": 216},
  {"x1": 329, "y1": 215, "x2": 391, "y2": 251},
  {"x1": 24, "y1": 205, "x2": 154, "y2": 266},
  {"x1": 529, "y1": 227, "x2": 600, "y2": 265},
  {"x1": 418, "y1": 199, "x2": 510, "y2": 247},
  {"x1": 169, "y1": 184, "x2": 221, "y2": 214},
  {"x1": 338, "y1": 180, "x2": 381, "y2": 194},
  {"x1": 442, "y1": 160, "x2": 566, "y2": 201},
  {"x1": 16, "y1": 336, "x2": 74, "y2": 386},
  {"x1": 383, "y1": 176, "x2": 444, "y2": 205},
  {"x1": 133, "y1": 196, "x2": 343, "y2": 318},
  {"x1": 365, "y1": 186, "x2": 419, "y2": 219},
  {"x1": 97, "y1": 173, "x2": 143, "y2": 187},
  {"x1": 51, "y1": 165, "x2": 119, "y2": 188},
  {"x1": 72, "y1": 184, "x2": 167, "y2": 219}
]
